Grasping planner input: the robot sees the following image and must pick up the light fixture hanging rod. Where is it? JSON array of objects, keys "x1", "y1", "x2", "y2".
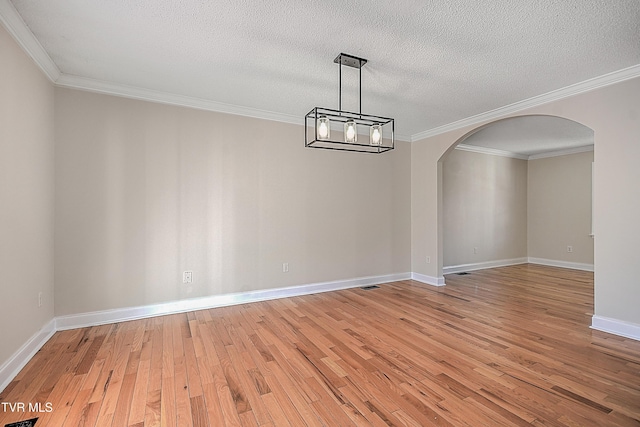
[{"x1": 334, "y1": 53, "x2": 367, "y2": 116}]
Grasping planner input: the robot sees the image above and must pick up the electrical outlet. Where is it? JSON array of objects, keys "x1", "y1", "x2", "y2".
[
  {"x1": 183, "y1": 271, "x2": 193, "y2": 283},
  {"x1": 426, "y1": 256, "x2": 431, "y2": 264},
  {"x1": 38, "y1": 292, "x2": 43, "y2": 308},
  {"x1": 283, "y1": 263, "x2": 289, "y2": 273},
  {"x1": 473, "y1": 247, "x2": 478, "y2": 254},
  {"x1": 567, "y1": 245, "x2": 573, "y2": 253}
]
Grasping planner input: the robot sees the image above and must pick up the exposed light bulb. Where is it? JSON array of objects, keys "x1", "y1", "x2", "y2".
[
  {"x1": 318, "y1": 122, "x2": 328, "y2": 138},
  {"x1": 317, "y1": 117, "x2": 330, "y2": 140},
  {"x1": 344, "y1": 121, "x2": 357, "y2": 143},
  {"x1": 370, "y1": 125, "x2": 382, "y2": 146},
  {"x1": 346, "y1": 126, "x2": 355, "y2": 140}
]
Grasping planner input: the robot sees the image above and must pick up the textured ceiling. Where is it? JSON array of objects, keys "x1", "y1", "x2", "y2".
[{"x1": 6, "y1": 0, "x2": 640, "y2": 141}]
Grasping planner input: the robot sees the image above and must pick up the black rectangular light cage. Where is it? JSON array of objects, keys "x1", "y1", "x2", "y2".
[
  {"x1": 305, "y1": 107, "x2": 395, "y2": 154},
  {"x1": 305, "y1": 53, "x2": 395, "y2": 154}
]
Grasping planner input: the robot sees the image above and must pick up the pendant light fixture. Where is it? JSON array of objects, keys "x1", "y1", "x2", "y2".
[{"x1": 305, "y1": 53, "x2": 394, "y2": 153}]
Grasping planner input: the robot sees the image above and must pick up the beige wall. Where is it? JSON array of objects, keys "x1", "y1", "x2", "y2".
[
  {"x1": 412, "y1": 77, "x2": 640, "y2": 326},
  {"x1": 2, "y1": 13, "x2": 639, "y2": 372},
  {"x1": 528, "y1": 151, "x2": 594, "y2": 265},
  {"x1": 442, "y1": 149, "x2": 528, "y2": 267},
  {"x1": 54, "y1": 88, "x2": 411, "y2": 315},
  {"x1": 442, "y1": 148, "x2": 594, "y2": 269},
  {"x1": 0, "y1": 26, "x2": 55, "y2": 365}
]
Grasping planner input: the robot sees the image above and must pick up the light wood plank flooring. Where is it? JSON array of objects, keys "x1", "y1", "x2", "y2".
[{"x1": 1, "y1": 264, "x2": 639, "y2": 426}]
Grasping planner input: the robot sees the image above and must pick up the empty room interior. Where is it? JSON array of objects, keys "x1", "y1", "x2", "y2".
[{"x1": 1, "y1": 1, "x2": 640, "y2": 426}]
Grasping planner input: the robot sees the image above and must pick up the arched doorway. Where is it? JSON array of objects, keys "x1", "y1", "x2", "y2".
[
  {"x1": 408, "y1": 79, "x2": 640, "y2": 340},
  {"x1": 437, "y1": 115, "x2": 595, "y2": 288}
]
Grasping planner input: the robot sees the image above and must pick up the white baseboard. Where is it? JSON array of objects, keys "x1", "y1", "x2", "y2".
[
  {"x1": 528, "y1": 257, "x2": 594, "y2": 272},
  {"x1": 591, "y1": 315, "x2": 640, "y2": 341},
  {"x1": 1, "y1": 273, "x2": 410, "y2": 392},
  {"x1": 55, "y1": 272, "x2": 411, "y2": 331},
  {"x1": 0, "y1": 319, "x2": 56, "y2": 393},
  {"x1": 3, "y1": 273, "x2": 636, "y2": 396},
  {"x1": 443, "y1": 257, "x2": 594, "y2": 274},
  {"x1": 411, "y1": 272, "x2": 446, "y2": 286},
  {"x1": 443, "y1": 258, "x2": 527, "y2": 275}
]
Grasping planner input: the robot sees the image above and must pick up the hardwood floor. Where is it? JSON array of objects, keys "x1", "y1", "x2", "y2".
[{"x1": 1, "y1": 264, "x2": 639, "y2": 426}]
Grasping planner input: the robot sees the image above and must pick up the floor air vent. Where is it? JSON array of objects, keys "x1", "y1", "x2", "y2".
[
  {"x1": 457, "y1": 272, "x2": 470, "y2": 275},
  {"x1": 6, "y1": 418, "x2": 39, "y2": 427},
  {"x1": 361, "y1": 285, "x2": 380, "y2": 290}
]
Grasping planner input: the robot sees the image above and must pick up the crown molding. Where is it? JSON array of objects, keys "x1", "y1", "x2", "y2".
[
  {"x1": 456, "y1": 143, "x2": 594, "y2": 160},
  {"x1": 56, "y1": 74, "x2": 305, "y2": 126},
  {"x1": 55, "y1": 74, "x2": 413, "y2": 141},
  {"x1": 0, "y1": 0, "x2": 60, "y2": 81},
  {"x1": 455, "y1": 144, "x2": 528, "y2": 160},
  {"x1": 393, "y1": 132, "x2": 412, "y2": 142},
  {"x1": 411, "y1": 64, "x2": 640, "y2": 142},
  {"x1": 0, "y1": 1, "x2": 335, "y2": 131},
  {"x1": 528, "y1": 144, "x2": 594, "y2": 160},
  {"x1": 3, "y1": 0, "x2": 637, "y2": 143}
]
